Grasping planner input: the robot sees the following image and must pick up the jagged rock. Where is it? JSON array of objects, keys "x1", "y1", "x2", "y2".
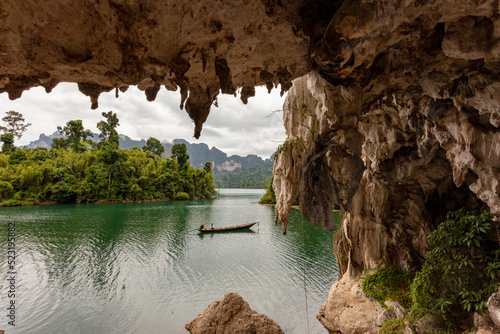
[
  {"x1": 474, "y1": 311, "x2": 496, "y2": 330},
  {"x1": 273, "y1": 1, "x2": 500, "y2": 330},
  {"x1": 0, "y1": 0, "x2": 320, "y2": 137},
  {"x1": 317, "y1": 275, "x2": 395, "y2": 334},
  {"x1": 488, "y1": 290, "x2": 500, "y2": 327},
  {"x1": 185, "y1": 292, "x2": 284, "y2": 334},
  {"x1": 413, "y1": 315, "x2": 447, "y2": 334}
]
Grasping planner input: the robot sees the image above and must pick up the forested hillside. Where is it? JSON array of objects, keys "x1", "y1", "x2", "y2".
[
  {"x1": 213, "y1": 160, "x2": 273, "y2": 188},
  {"x1": 26, "y1": 131, "x2": 275, "y2": 189},
  {"x1": 0, "y1": 112, "x2": 217, "y2": 206},
  {"x1": 27, "y1": 133, "x2": 273, "y2": 176}
]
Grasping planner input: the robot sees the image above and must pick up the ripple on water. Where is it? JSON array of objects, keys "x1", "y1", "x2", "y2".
[{"x1": 0, "y1": 190, "x2": 337, "y2": 334}]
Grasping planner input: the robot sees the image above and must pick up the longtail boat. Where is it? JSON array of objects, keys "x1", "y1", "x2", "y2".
[{"x1": 198, "y1": 220, "x2": 259, "y2": 233}]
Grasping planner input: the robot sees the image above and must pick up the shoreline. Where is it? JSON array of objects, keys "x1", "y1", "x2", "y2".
[{"x1": 0, "y1": 196, "x2": 211, "y2": 208}]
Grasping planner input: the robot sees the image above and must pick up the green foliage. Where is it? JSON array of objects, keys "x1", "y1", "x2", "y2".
[
  {"x1": 410, "y1": 208, "x2": 499, "y2": 321},
  {"x1": 54, "y1": 120, "x2": 93, "y2": 152},
  {"x1": 1, "y1": 132, "x2": 14, "y2": 153},
  {"x1": 51, "y1": 137, "x2": 69, "y2": 150},
  {"x1": 0, "y1": 110, "x2": 31, "y2": 141},
  {"x1": 214, "y1": 162, "x2": 273, "y2": 189},
  {"x1": 171, "y1": 143, "x2": 189, "y2": 168},
  {"x1": 0, "y1": 144, "x2": 217, "y2": 206},
  {"x1": 204, "y1": 162, "x2": 212, "y2": 173},
  {"x1": 361, "y1": 209, "x2": 499, "y2": 332},
  {"x1": 142, "y1": 137, "x2": 164, "y2": 156},
  {"x1": 51, "y1": 181, "x2": 78, "y2": 202},
  {"x1": 173, "y1": 192, "x2": 190, "y2": 200},
  {"x1": 379, "y1": 317, "x2": 407, "y2": 334},
  {"x1": 97, "y1": 111, "x2": 120, "y2": 145},
  {"x1": 361, "y1": 265, "x2": 413, "y2": 310},
  {"x1": 8, "y1": 149, "x2": 27, "y2": 164},
  {"x1": 259, "y1": 176, "x2": 276, "y2": 204},
  {"x1": 275, "y1": 137, "x2": 306, "y2": 158}
]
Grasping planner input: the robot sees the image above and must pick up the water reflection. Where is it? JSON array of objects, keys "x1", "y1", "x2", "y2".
[{"x1": 0, "y1": 190, "x2": 337, "y2": 334}]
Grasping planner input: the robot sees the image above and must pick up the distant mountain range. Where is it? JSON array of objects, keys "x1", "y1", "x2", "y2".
[{"x1": 25, "y1": 132, "x2": 274, "y2": 187}]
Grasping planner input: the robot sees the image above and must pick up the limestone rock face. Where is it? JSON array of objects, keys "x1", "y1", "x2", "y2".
[
  {"x1": 271, "y1": 0, "x2": 500, "y2": 331},
  {"x1": 317, "y1": 275, "x2": 397, "y2": 334},
  {"x1": 488, "y1": 290, "x2": 500, "y2": 328},
  {"x1": 0, "y1": 0, "x2": 332, "y2": 137},
  {"x1": 185, "y1": 292, "x2": 284, "y2": 334},
  {"x1": 274, "y1": 1, "x2": 500, "y2": 275}
]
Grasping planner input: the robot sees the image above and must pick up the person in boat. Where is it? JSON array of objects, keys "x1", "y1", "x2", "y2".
[
  {"x1": 199, "y1": 224, "x2": 205, "y2": 231},
  {"x1": 210, "y1": 224, "x2": 214, "y2": 230}
]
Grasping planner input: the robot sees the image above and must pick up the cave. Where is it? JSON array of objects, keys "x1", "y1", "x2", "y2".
[{"x1": 2, "y1": 0, "x2": 500, "y2": 333}]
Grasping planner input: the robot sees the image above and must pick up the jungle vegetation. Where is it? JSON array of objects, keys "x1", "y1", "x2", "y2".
[
  {"x1": 0, "y1": 111, "x2": 217, "y2": 206},
  {"x1": 214, "y1": 162, "x2": 273, "y2": 189}
]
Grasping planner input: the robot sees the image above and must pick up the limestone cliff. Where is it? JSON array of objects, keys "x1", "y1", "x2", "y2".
[
  {"x1": 272, "y1": 1, "x2": 500, "y2": 332},
  {"x1": 0, "y1": 0, "x2": 330, "y2": 137},
  {"x1": 2, "y1": 0, "x2": 500, "y2": 333}
]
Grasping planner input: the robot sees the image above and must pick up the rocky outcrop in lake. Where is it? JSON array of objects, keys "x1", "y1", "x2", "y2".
[{"x1": 186, "y1": 292, "x2": 284, "y2": 334}]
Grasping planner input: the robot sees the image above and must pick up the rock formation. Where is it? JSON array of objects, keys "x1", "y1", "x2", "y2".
[
  {"x1": 185, "y1": 292, "x2": 284, "y2": 334},
  {"x1": 0, "y1": 0, "x2": 322, "y2": 137},
  {"x1": 2, "y1": 0, "x2": 500, "y2": 333},
  {"x1": 272, "y1": 0, "x2": 500, "y2": 332},
  {"x1": 316, "y1": 275, "x2": 404, "y2": 333},
  {"x1": 489, "y1": 289, "x2": 500, "y2": 328}
]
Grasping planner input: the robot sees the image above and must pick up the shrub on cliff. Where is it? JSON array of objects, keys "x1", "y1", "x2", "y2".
[
  {"x1": 361, "y1": 265, "x2": 413, "y2": 310},
  {"x1": 410, "y1": 208, "x2": 500, "y2": 328}
]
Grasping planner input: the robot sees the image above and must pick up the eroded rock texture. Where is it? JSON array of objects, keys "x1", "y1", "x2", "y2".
[
  {"x1": 185, "y1": 292, "x2": 284, "y2": 334},
  {"x1": 272, "y1": 1, "x2": 500, "y2": 332},
  {"x1": 0, "y1": 0, "x2": 337, "y2": 137},
  {"x1": 316, "y1": 275, "x2": 403, "y2": 334}
]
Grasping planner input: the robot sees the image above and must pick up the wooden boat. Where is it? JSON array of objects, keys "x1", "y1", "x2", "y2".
[{"x1": 198, "y1": 220, "x2": 259, "y2": 233}]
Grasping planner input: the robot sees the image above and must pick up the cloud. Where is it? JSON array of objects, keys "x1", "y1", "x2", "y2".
[{"x1": 0, "y1": 84, "x2": 287, "y2": 158}]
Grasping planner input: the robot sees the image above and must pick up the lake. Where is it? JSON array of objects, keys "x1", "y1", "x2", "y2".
[{"x1": 0, "y1": 189, "x2": 338, "y2": 333}]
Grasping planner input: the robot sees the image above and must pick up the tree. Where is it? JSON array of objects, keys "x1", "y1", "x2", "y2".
[
  {"x1": 171, "y1": 143, "x2": 189, "y2": 168},
  {"x1": 204, "y1": 162, "x2": 212, "y2": 173},
  {"x1": 142, "y1": 137, "x2": 164, "y2": 156},
  {"x1": 51, "y1": 137, "x2": 69, "y2": 150},
  {"x1": 0, "y1": 133, "x2": 14, "y2": 154},
  {"x1": 55, "y1": 120, "x2": 93, "y2": 152},
  {"x1": 98, "y1": 141, "x2": 127, "y2": 193},
  {"x1": 97, "y1": 111, "x2": 119, "y2": 146},
  {"x1": 0, "y1": 111, "x2": 31, "y2": 141}
]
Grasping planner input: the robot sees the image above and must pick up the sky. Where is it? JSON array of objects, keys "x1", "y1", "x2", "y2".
[{"x1": 0, "y1": 83, "x2": 288, "y2": 158}]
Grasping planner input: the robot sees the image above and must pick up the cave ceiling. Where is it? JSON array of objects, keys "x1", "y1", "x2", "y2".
[
  {"x1": 3, "y1": 1, "x2": 499, "y2": 139},
  {"x1": 0, "y1": 0, "x2": 343, "y2": 138}
]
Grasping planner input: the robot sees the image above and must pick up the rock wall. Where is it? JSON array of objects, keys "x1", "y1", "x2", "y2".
[
  {"x1": 0, "y1": 0, "x2": 337, "y2": 138},
  {"x1": 273, "y1": 1, "x2": 500, "y2": 332}
]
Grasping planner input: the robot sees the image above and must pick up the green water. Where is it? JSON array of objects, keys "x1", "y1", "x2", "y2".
[{"x1": 0, "y1": 189, "x2": 337, "y2": 333}]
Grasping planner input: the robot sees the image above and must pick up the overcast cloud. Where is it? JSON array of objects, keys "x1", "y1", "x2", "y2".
[{"x1": 0, "y1": 83, "x2": 287, "y2": 158}]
